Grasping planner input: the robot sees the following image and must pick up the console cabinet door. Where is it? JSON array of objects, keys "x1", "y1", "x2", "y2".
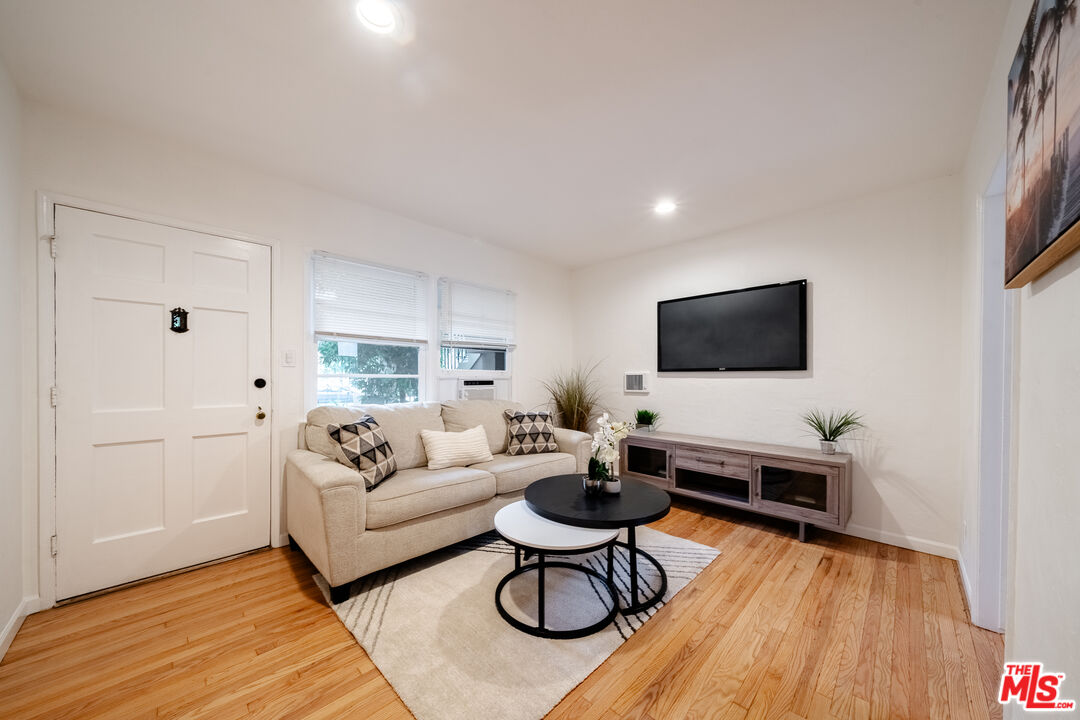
[
  {"x1": 620, "y1": 438, "x2": 673, "y2": 488},
  {"x1": 752, "y1": 457, "x2": 840, "y2": 527}
]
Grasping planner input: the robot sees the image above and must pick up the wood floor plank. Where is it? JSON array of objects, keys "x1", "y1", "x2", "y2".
[
  {"x1": 869, "y1": 545, "x2": 899, "y2": 720},
  {"x1": 826, "y1": 540, "x2": 876, "y2": 719},
  {"x1": 918, "y1": 553, "x2": 951, "y2": 720},
  {"x1": 941, "y1": 556, "x2": 994, "y2": 720},
  {"x1": 670, "y1": 542, "x2": 820, "y2": 718},
  {"x1": 889, "y1": 549, "x2": 917, "y2": 719},
  {"x1": 926, "y1": 555, "x2": 978, "y2": 720},
  {"x1": 742, "y1": 551, "x2": 839, "y2": 720},
  {"x1": 0, "y1": 501, "x2": 1003, "y2": 720}
]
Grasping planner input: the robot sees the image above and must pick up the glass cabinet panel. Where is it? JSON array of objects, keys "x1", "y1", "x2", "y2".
[
  {"x1": 625, "y1": 443, "x2": 669, "y2": 481},
  {"x1": 755, "y1": 460, "x2": 838, "y2": 521}
]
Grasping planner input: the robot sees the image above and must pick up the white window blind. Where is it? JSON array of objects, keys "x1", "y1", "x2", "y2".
[
  {"x1": 438, "y1": 278, "x2": 516, "y2": 348},
  {"x1": 313, "y1": 254, "x2": 428, "y2": 343}
]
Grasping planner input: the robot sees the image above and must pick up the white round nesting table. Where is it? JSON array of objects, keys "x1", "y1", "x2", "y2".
[
  {"x1": 493, "y1": 501, "x2": 619, "y2": 639},
  {"x1": 495, "y1": 501, "x2": 618, "y2": 550}
]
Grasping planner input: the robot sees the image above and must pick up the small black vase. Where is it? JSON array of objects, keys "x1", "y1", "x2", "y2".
[{"x1": 582, "y1": 474, "x2": 603, "y2": 496}]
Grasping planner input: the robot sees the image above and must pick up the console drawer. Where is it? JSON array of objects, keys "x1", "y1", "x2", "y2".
[{"x1": 675, "y1": 446, "x2": 750, "y2": 480}]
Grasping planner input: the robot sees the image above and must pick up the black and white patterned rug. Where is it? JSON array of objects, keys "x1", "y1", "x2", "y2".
[{"x1": 315, "y1": 527, "x2": 720, "y2": 720}]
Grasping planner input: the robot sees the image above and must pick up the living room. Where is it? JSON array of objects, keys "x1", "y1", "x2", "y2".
[{"x1": 0, "y1": 1, "x2": 1077, "y2": 718}]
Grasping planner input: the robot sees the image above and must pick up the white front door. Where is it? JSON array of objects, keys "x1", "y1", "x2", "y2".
[{"x1": 54, "y1": 206, "x2": 272, "y2": 600}]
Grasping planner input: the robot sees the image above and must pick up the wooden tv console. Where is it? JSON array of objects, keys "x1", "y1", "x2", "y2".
[{"x1": 619, "y1": 431, "x2": 852, "y2": 542}]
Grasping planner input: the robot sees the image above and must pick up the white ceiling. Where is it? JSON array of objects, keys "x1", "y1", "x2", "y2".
[{"x1": 0, "y1": 0, "x2": 1009, "y2": 267}]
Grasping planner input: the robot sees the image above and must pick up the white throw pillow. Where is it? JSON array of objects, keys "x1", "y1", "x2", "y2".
[{"x1": 419, "y1": 425, "x2": 494, "y2": 470}]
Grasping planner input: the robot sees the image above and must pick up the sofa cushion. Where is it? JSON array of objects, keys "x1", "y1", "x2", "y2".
[
  {"x1": 441, "y1": 399, "x2": 524, "y2": 454},
  {"x1": 470, "y1": 452, "x2": 576, "y2": 494},
  {"x1": 504, "y1": 410, "x2": 559, "y2": 456},
  {"x1": 307, "y1": 402, "x2": 445, "y2": 470},
  {"x1": 326, "y1": 416, "x2": 397, "y2": 491},
  {"x1": 305, "y1": 406, "x2": 366, "y2": 460},
  {"x1": 419, "y1": 425, "x2": 494, "y2": 470},
  {"x1": 365, "y1": 466, "x2": 496, "y2": 529}
]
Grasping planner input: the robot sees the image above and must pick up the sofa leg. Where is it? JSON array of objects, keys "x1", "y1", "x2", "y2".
[
  {"x1": 329, "y1": 583, "x2": 352, "y2": 605},
  {"x1": 288, "y1": 535, "x2": 300, "y2": 551}
]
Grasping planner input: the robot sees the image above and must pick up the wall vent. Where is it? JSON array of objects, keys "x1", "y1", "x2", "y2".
[{"x1": 624, "y1": 371, "x2": 649, "y2": 394}]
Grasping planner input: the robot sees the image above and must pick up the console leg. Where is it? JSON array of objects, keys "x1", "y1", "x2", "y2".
[
  {"x1": 798, "y1": 522, "x2": 808, "y2": 543},
  {"x1": 288, "y1": 535, "x2": 299, "y2": 551},
  {"x1": 329, "y1": 583, "x2": 352, "y2": 605}
]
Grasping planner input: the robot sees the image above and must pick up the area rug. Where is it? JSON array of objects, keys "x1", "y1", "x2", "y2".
[{"x1": 314, "y1": 527, "x2": 720, "y2": 720}]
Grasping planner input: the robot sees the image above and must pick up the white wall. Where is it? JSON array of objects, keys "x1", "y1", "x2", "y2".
[
  {"x1": 0, "y1": 57, "x2": 25, "y2": 656},
  {"x1": 17, "y1": 99, "x2": 574, "y2": 604},
  {"x1": 571, "y1": 175, "x2": 965, "y2": 557},
  {"x1": 961, "y1": 0, "x2": 1080, "y2": 706}
]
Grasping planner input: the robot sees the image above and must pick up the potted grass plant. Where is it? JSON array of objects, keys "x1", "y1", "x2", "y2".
[
  {"x1": 801, "y1": 409, "x2": 864, "y2": 455},
  {"x1": 634, "y1": 409, "x2": 660, "y2": 432},
  {"x1": 542, "y1": 363, "x2": 603, "y2": 433}
]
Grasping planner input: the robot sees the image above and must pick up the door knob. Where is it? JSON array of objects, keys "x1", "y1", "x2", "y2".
[
  {"x1": 254, "y1": 378, "x2": 267, "y2": 388},
  {"x1": 256, "y1": 406, "x2": 266, "y2": 420}
]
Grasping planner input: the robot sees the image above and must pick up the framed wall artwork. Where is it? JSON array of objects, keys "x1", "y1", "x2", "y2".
[{"x1": 1007, "y1": 0, "x2": 1080, "y2": 288}]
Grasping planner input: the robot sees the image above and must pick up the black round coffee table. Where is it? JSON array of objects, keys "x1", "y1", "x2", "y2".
[{"x1": 525, "y1": 475, "x2": 671, "y2": 615}]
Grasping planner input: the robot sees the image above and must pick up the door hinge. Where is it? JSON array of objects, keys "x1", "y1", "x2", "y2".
[
  {"x1": 49, "y1": 236, "x2": 57, "y2": 259},
  {"x1": 50, "y1": 535, "x2": 58, "y2": 558},
  {"x1": 50, "y1": 386, "x2": 59, "y2": 407}
]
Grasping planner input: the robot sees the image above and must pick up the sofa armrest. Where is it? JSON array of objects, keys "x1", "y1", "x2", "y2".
[
  {"x1": 553, "y1": 427, "x2": 592, "y2": 473},
  {"x1": 285, "y1": 449, "x2": 366, "y2": 587}
]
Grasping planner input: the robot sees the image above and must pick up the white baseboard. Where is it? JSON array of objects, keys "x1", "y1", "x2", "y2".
[
  {"x1": 274, "y1": 533, "x2": 289, "y2": 548},
  {"x1": 839, "y1": 523, "x2": 959, "y2": 560},
  {"x1": 0, "y1": 596, "x2": 36, "y2": 661}
]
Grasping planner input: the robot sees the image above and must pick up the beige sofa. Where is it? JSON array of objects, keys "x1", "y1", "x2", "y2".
[{"x1": 285, "y1": 399, "x2": 591, "y2": 602}]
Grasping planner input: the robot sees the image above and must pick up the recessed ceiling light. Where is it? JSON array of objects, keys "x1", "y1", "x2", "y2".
[
  {"x1": 654, "y1": 199, "x2": 677, "y2": 215},
  {"x1": 356, "y1": 0, "x2": 399, "y2": 35}
]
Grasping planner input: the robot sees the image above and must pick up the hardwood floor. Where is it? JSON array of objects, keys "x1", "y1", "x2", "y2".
[{"x1": 0, "y1": 500, "x2": 1003, "y2": 719}]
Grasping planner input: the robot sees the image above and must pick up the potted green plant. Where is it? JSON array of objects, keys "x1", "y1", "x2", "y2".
[
  {"x1": 801, "y1": 409, "x2": 864, "y2": 455},
  {"x1": 634, "y1": 409, "x2": 660, "y2": 432}
]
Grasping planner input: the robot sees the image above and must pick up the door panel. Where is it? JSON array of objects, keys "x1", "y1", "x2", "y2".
[
  {"x1": 91, "y1": 298, "x2": 166, "y2": 411},
  {"x1": 192, "y1": 433, "x2": 249, "y2": 523},
  {"x1": 91, "y1": 439, "x2": 165, "y2": 541},
  {"x1": 55, "y1": 206, "x2": 271, "y2": 600},
  {"x1": 193, "y1": 308, "x2": 249, "y2": 408}
]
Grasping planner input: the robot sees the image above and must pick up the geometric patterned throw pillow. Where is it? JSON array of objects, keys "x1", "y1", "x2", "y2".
[
  {"x1": 326, "y1": 415, "x2": 397, "y2": 492},
  {"x1": 504, "y1": 410, "x2": 559, "y2": 456}
]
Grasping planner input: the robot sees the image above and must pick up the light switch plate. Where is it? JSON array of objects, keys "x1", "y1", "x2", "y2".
[{"x1": 282, "y1": 349, "x2": 297, "y2": 367}]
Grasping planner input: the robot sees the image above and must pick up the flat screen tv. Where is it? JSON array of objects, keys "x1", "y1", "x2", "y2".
[{"x1": 657, "y1": 280, "x2": 807, "y2": 372}]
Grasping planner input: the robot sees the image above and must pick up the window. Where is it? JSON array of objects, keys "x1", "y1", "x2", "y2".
[
  {"x1": 438, "y1": 278, "x2": 515, "y2": 373},
  {"x1": 316, "y1": 339, "x2": 422, "y2": 405},
  {"x1": 439, "y1": 346, "x2": 507, "y2": 372},
  {"x1": 313, "y1": 254, "x2": 428, "y2": 405}
]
